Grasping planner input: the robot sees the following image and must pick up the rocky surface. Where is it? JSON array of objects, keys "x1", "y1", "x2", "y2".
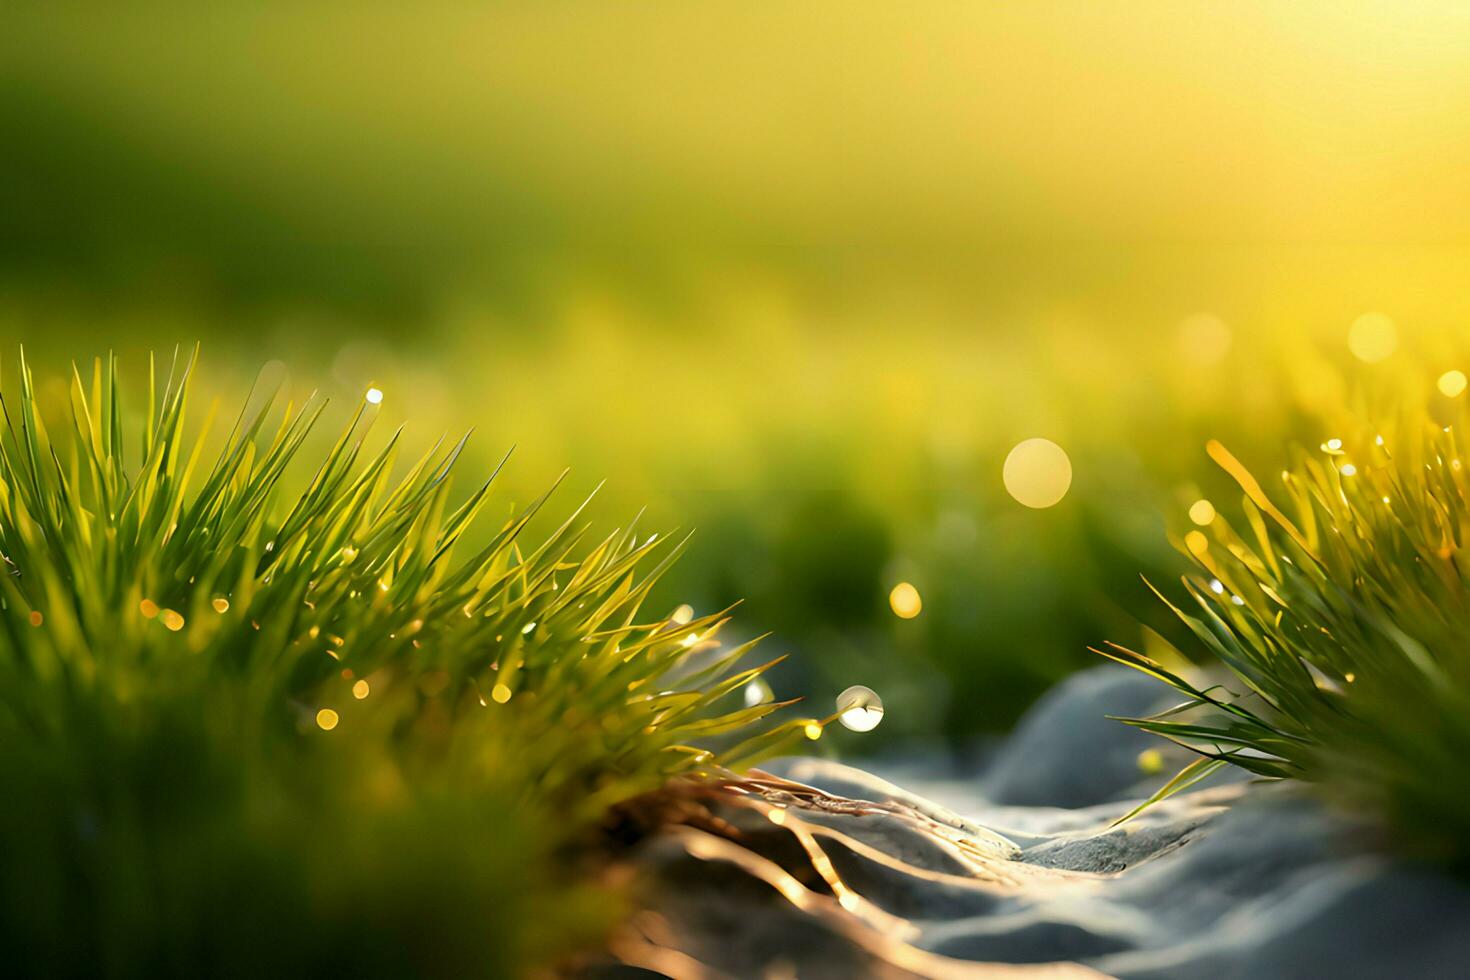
[{"x1": 613, "y1": 666, "x2": 1470, "y2": 979}]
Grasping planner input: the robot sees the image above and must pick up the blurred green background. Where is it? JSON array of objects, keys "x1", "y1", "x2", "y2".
[{"x1": 8, "y1": 1, "x2": 1470, "y2": 743}]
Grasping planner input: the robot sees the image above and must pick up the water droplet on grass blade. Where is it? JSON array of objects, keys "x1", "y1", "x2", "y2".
[
  {"x1": 744, "y1": 677, "x2": 774, "y2": 708},
  {"x1": 835, "y1": 685, "x2": 884, "y2": 733}
]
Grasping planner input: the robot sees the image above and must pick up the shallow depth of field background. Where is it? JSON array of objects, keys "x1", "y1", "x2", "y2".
[{"x1": 7, "y1": 2, "x2": 1470, "y2": 744}]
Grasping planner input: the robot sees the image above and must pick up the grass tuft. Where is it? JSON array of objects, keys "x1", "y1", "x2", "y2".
[
  {"x1": 0, "y1": 348, "x2": 814, "y2": 976},
  {"x1": 1103, "y1": 413, "x2": 1470, "y2": 863}
]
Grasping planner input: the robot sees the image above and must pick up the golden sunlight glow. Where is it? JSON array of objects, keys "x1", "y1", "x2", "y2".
[
  {"x1": 315, "y1": 708, "x2": 339, "y2": 731},
  {"x1": 1347, "y1": 313, "x2": 1398, "y2": 363},
  {"x1": 1003, "y1": 438, "x2": 1072, "y2": 508},
  {"x1": 1177, "y1": 314, "x2": 1232, "y2": 366},
  {"x1": 352, "y1": 679, "x2": 370, "y2": 699},
  {"x1": 139, "y1": 599, "x2": 159, "y2": 618},
  {"x1": 1188, "y1": 499, "x2": 1216, "y2": 526},
  {"x1": 212, "y1": 597, "x2": 230, "y2": 614},
  {"x1": 491, "y1": 683, "x2": 513, "y2": 704},
  {"x1": 1439, "y1": 370, "x2": 1468, "y2": 397},
  {"x1": 1185, "y1": 530, "x2": 1209, "y2": 557},
  {"x1": 803, "y1": 722, "x2": 823, "y2": 741},
  {"x1": 161, "y1": 610, "x2": 185, "y2": 631},
  {"x1": 888, "y1": 581, "x2": 922, "y2": 619}
]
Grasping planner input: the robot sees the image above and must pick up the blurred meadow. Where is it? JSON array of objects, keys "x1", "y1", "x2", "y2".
[{"x1": 8, "y1": 1, "x2": 1470, "y2": 743}]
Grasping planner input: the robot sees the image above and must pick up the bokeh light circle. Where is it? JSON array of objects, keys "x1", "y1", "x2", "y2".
[
  {"x1": 888, "y1": 581, "x2": 922, "y2": 619},
  {"x1": 1003, "y1": 438, "x2": 1072, "y2": 508},
  {"x1": 1177, "y1": 314, "x2": 1232, "y2": 365},
  {"x1": 1348, "y1": 313, "x2": 1398, "y2": 363}
]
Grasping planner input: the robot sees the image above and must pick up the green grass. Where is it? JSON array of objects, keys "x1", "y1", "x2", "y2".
[
  {"x1": 0, "y1": 348, "x2": 817, "y2": 977},
  {"x1": 1102, "y1": 417, "x2": 1470, "y2": 862}
]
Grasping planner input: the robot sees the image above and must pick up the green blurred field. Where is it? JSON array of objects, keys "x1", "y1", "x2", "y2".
[{"x1": 7, "y1": 1, "x2": 1470, "y2": 740}]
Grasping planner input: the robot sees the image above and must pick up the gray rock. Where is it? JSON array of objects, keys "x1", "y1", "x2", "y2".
[{"x1": 981, "y1": 665, "x2": 1188, "y2": 808}]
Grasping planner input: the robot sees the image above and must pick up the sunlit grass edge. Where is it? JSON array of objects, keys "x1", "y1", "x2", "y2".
[{"x1": 1101, "y1": 414, "x2": 1470, "y2": 864}]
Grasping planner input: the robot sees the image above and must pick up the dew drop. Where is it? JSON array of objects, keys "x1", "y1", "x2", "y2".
[
  {"x1": 743, "y1": 677, "x2": 774, "y2": 708},
  {"x1": 835, "y1": 685, "x2": 885, "y2": 733}
]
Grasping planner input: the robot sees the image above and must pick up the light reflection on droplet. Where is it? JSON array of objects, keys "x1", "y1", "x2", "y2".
[
  {"x1": 491, "y1": 683, "x2": 512, "y2": 704},
  {"x1": 1003, "y1": 438, "x2": 1072, "y2": 508},
  {"x1": 365, "y1": 387, "x2": 384, "y2": 405},
  {"x1": 671, "y1": 604, "x2": 694, "y2": 625},
  {"x1": 803, "y1": 722, "x2": 824, "y2": 741},
  {"x1": 140, "y1": 599, "x2": 160, "y2": 619},
  {"x1": 1340, "y1": 463, "x2": 1357, "y2": 477},
  {"x1": 1209, "y1": 579, "x2": 1225, "y2": 595},
  {"x1": 352, "y1": 679, "x2": 370, "y2": 699},
  {"x1": 744, "y1": 677, "x2": 774, "y2": 708},
  {"x1": 161, "y1": 610, "x2": 185, "y2": 631},
  {"x1": 1347, "y1": 312, "x2": 1397, "y2": 363},
  {"x1": 681, "y1": 632, "x2": 700, "y2": 648},
  {"x1": 1440, "y1": 371, "x2": 1468, "y2": 398},
  {"x1": 888, "y1": 582, "x2": 922, "y2": 619},
  {"x1": 212, "y1": 597, "x2": 230, "y2": 614},
  {"x1": 1188, "y1": 499, "x2": 1215, "y2": 526},
  {"x1": 315, "y1": 708, "x2": 339, "y2": 731},
  {"x1": 835, "y1": 685, "x2": 885, "y2": 733}
]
